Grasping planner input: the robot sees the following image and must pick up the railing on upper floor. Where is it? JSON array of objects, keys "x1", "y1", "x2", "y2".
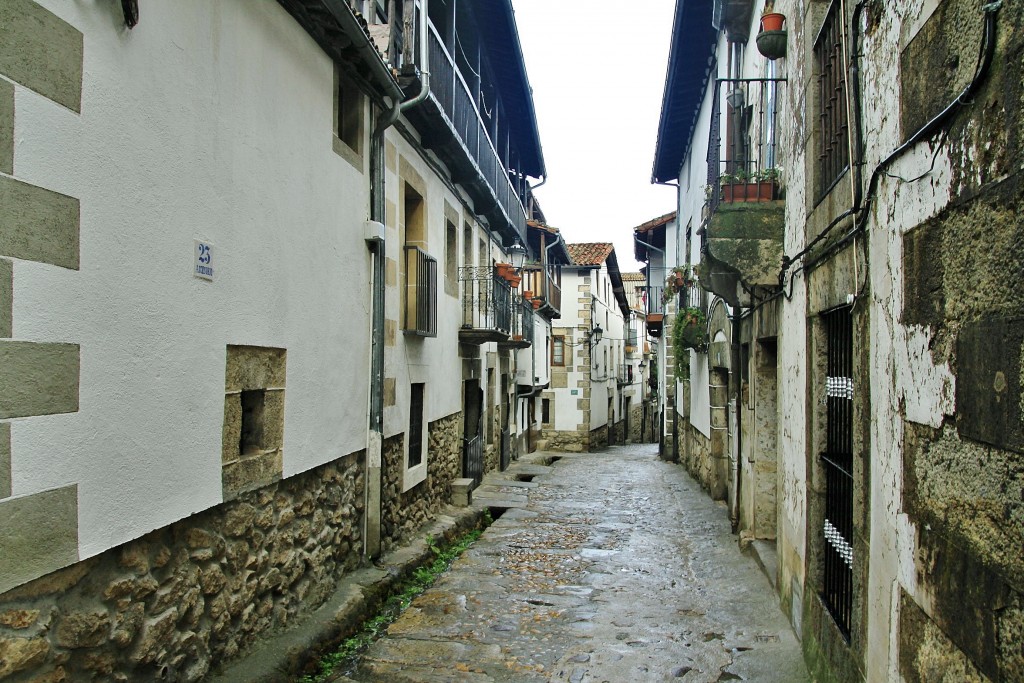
[
  {"x1": 427, "y1": 25, "x2": 527, "y2": 237},
  {"x1": 707, "y1": 78, "x2": 786, "y2": 217},
  {"x1": 617, "y1": 364, "x2": 634, "y2": 386},
  {"x1": 459, "y1": 266, "x2": 513, "y2": 343},
  {"x1": 644, "y1": 285, "x2": 666, "y2": 317}
]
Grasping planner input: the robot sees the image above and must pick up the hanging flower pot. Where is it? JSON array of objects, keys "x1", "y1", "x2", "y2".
[
  {"x1": 760, "y1": 11, "x2": 785, "y2": 32},
  {"x1": 756, "y1": 9, "x2": 787, "y2": 60}
]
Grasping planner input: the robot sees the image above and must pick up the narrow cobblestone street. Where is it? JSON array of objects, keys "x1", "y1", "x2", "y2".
[{"x1": 346, "y1": 444, "x2": 808, "y2": 682}]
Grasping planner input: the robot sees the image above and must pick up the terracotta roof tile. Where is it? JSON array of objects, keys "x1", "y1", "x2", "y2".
[
  {"x1": 632, "y1": 211, "x2": 677, "y2": 234},
  {"x1": 620, "y1": 272, "x2": 646, "y2": 281},
  {"x1": 566, "y1": 242, "x2": 614, "y2": 266}
]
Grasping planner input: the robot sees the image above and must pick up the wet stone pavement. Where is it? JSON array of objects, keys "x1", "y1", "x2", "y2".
[{"x1": 345, "y1": 443, "x2": 809, "y2": 682}]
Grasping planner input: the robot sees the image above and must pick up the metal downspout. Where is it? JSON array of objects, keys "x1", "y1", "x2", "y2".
[{"x1": 365, "y1": 0, "x2": 429, "y2": 560}]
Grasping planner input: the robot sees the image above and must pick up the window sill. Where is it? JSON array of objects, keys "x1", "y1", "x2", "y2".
[{"x1": 332, "y1": 135, "x2": 364, "y2": 172}]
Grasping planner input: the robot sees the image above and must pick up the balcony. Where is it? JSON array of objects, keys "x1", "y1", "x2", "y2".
[
  {"x1": 403, "y1": 246, "x2": 437, "y2": 337},
  {"x1": 522, "y1": 264, "x2": 562, "y2": 318},
  {"x1": 411, "y1": 25, "x2": 528, "y2": 244},
  {"x1": 644, "y1": 285, "x2": 666, "y2": 338},
  {"x1": 625, "y1": 326, "x2": 639, "y2": 355},
  {"x1": 617, "y1": 364, "x2": 634, "y2": 387},
  {"x1": 500, "y1": 296, "x2": 534, "y2": 350},
  {"x1": 703, "y1": 77, "x2": 786, "y2": 307},
  {"x1": 459, "y1": 266, "x2": 513, "y2": 345}
]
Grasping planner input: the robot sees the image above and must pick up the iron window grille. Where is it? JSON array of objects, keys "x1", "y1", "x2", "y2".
[
  {"x1": 821, "y1": 306, "x2": 854, "y2": 639},
  {"x1": 408, "y1": 382, "x2": 425, "y2": 468},
  {"x1": 403, "y1": 246, "x2": 438, "y2": 337},
  {"x1": 814, "y1": 0, "x2": 850, "y2": 198}
]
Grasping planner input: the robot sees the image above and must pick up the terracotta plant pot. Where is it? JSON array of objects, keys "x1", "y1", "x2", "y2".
[
  {"x1": 722, "y1": 181, "x2": 776, "y2": 203},
  {"x1": 760, "y1": 12, "x2": 785, "y2": 32}
]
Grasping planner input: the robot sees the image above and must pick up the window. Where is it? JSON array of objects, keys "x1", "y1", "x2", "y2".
[
  {"x1": 408, "y1": 383, "x2": 424, "y2": 468},
  {"x1": 815, "y1": 0, "x2": 850, "y2": 197},
  {"x1": 821, "y1": 306, "x2": 854, "y2": 639},
  {"x1": 222, "y1": 346, "x2": 286, "y2": 500},
  {"x1": 542, "y1": 399, "x2": 550, "y2": 424},
  {"x1": 403, "y1": 184, "x2": 436, "y2": 336},
  {"x1": 552, "y1": 336, "x2": 565, "y2": 366},
  {"x1": 333, "y1": 68, "x2": 364, "y2": 166},
  {"x1": 445, "y1": 219, "x2": 458, "y2": 289}
]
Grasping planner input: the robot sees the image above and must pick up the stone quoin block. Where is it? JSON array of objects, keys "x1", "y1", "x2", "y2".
[
  {"x1": 0, "y1": 78, "x2": 12, "y2": 175},
  {"x1": 0, "y1": 258, "x2": 11, "y2": 338},
  {"x1": 0, "y1": 422, "x2": 9, "y2": 499},
  {"x1": 0, "y1": 176, "x2": 80, "y2": 270},
  {"x1": 0, "y1": 485, "x2": 78, "y2": 595},
  {"x1": 0, "y1": 0, "x2": 83, "y2": 112},
  {"x1": 0, "y1": 341, "x2": 79, "y2": 418}
]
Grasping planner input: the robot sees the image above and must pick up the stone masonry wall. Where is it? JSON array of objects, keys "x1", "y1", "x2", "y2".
[
  {"x1": 589, "y1": 425, "x2": 609, "y2": 452},
  {"x1": 540, "y1": 428, "x2": 587, "y2": 453},
  {"x1": 380, "y1": 412, "x2": 461, "y2": 551},
  {"x1": 0, "y1": 451, "x2": 365, "y2": 683}
]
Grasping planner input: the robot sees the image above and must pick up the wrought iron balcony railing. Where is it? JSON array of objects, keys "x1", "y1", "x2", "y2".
[
  {"x1": 644, "y1": 285, "x2": 666, "y2": 317},
  {"x1": 459, "y1": 266, "x2": 513, "y2": 344},
  {"x1": 427, "y1": 25, "x2": 527, "y2": 238},
  {"x1": 522, "y1": 264, "x2": 562, "y2": 318},
  {"x1": 617, "y1": 364, "x2": 634, "y2": 386},
  {"x1": 707, "y1": 78, "x2": 786, "y2": 217},
  {"x1": 403, "y1": 246, "x2": 437, "y2": 337}
]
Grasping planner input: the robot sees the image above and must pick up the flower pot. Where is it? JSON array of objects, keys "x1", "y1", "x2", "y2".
[
  {"x1": 760, "y1": 12, "x2": 785, "y2": 32},
  {"x1": 756, "y1": 29, "x2": 787, "y2": 60},
  {"x1": 722, "y1": 180, "x2": 776, "y2": 203}
]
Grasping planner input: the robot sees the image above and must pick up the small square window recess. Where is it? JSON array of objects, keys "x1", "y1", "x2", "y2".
[{"x1": 239, "y1": 389, "x2": 266, "y2": 455}]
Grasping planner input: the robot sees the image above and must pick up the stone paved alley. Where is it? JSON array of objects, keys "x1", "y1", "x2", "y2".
[{"x1": 345, "y1": 444, "x2": 809, "y2": 682}]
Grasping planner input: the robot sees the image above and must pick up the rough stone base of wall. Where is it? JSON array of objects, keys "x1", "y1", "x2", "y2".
[
  {"x1": 610, "y1": 419, "x2": 626, "y2": 446},
  {"x1": 380, "y1": 412, "x2": 461, "y2": 552},
  {"x1": 589, "y1": 425, "x2": 609, "y2": 452},
  {"x1": 683, "y1": 422, "x2": 715, "y2": 494},
  {"x1": 0, "y1": 451, "x2": 365, "y2": 683},
  {"x1": 539, "y1": 429, "x2": 587, "y2": 453}
]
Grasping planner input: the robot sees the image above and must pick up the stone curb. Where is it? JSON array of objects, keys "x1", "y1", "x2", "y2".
[{"x1": 207, "y1": 504, "x2": 486, "y2": 683}]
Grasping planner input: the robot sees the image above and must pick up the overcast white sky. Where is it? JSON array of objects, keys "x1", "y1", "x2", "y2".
[{"x1": 510, "y1": 1, "x2": 678, "y2": 271}]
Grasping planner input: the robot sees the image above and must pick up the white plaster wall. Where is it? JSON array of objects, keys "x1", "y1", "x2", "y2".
[
  {"x1": 552, "y1": 267, "x2": 586, "y2": 432},
  {"x1": 12, "y1": 0, "x2": 380, "y2": 559},
  {"x1": 381, "y1": 136, "x2": 468, "y2": 442}
]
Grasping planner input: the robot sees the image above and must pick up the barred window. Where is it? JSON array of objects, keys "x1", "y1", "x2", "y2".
[{"x1": 815, "y1": 1, "x2": 849, "y2": 198}]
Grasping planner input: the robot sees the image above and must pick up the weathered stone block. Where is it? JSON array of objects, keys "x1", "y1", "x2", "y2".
[
  {"x1": 385, "y1": 319, "x2": 397, "y2": 347},
  {"x1": 0, "y1": 484, "x2": 78, "y2": 596},
  {"x1": 0, "y1": 258, "x2": 11, "y2": 338},
  {"x1": 222, "y1": 450, "x2": 283, "y2": 500},
  {"x1": 224, "y1": 346, "x2": 286, "y2": 392},
  {"x1": 0, "y1": 421, "x2": 9, "y2": 499},
  {"x1": 956, "y1": 317, "x2": 1023, "y2": 453},
  {"x1": 0, "y1": 79, "x2": 11, "y2": 175},
  {"x1": 0, "y1": 341, "x2": 79, "y2": 418},
  {"x1": 0, "y1": 0, "x2": 83, "y2": 112},
  {"x1": 0, "y1": 609, "x2": 38, "y2": 630},
  {"x1": 451, "y1": 478, "x2": 474, "y2": 507},
  {"x1": 55, "y1": 611, "x2": 109, "y2": 649},
  {"x1": 384, "y1": 377, "x2": 397, "y2": 407},
  {"x1": 222, "y1": 393, "x2": 242, "y2": 464},
  {"x1": 386, "y1": 256, "x2": 397, "y2": 287},
  {"x1": 0, "y1": 176, "x2": 79, "y2": 270},
  {"x1": 0, "y1": 636, "x2": 49, "y2": 678}
]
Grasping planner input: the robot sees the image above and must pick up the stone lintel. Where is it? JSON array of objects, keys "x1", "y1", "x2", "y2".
[
  {"x1": 0, "y1": 484, "x2": 79, "y2": 596},
  {"x1": 0, "y1": 175, "x2": 80, "y2": 270},
  {"x1": 0, "y1": 341, "x2": 79, "y2": 418},
  {"x1": 0, "y1": 0, "x2": 83, "y2": 112},
  {"x1": 224, "y1": 346, "x2": 286, "y2": 392}
]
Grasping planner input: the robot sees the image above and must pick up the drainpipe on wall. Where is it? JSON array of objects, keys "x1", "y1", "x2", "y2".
[{"x1": 365, "y1": 0, "x2": 429, "y2": 560}]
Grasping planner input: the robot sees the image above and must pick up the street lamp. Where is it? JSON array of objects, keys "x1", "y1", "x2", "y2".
[
  {"x1": 589, "y1": 325, "x2": 603, "y2": 348},
  {"x1": 507, "y1": 238, "x2": 527, "y2": 271}
]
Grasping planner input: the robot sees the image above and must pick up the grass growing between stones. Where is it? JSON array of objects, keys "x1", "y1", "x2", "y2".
[{"x1": 297, "y1": 520, "x2": 489, "y2": 683}]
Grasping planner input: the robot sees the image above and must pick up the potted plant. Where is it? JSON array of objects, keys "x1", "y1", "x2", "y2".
[
  {"x1": 672, "y1": 306, "x2": 709, "y2": 356},
  {"x1": 757, "y1": 1, "x2": 787, "y2": 60},
  {"x1": 664, "y1": 265, "x2": 697, "y2": 303},
  {"x1": 720, "y1": 168, "x2": 780, "y2": 202}
]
